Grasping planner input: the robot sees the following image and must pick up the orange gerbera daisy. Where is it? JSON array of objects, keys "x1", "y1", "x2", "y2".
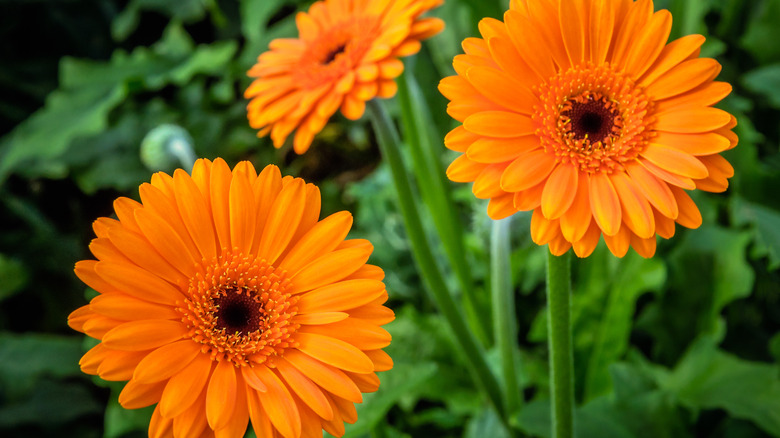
[
  {"x1": 68, "y1": 158, "x2": 394, "y2": 438},
  {"x1": 245, "y1": 0, "x2": 444, "y2": 154},
  {"x1": 439, "y1": 0, "x2": 737, "y2": 258}
]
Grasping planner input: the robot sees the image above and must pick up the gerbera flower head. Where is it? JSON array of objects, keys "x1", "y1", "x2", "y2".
[
  {"x1": 439, "y1": 0, "x2": 737, "y2": 258},
  {"x1": 68, "y1": 158, "x2": 394, "y2": 438},
  {"x1": 245, "y1": 0, "x2": 444, "y2": 154}
]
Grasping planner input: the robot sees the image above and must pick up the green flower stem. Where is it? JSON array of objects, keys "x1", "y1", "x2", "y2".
[
  {"x1": 491, "y1": 217, "x2": 521, "y2": 416},
  {"x1": 546, "y1": 251, "x2": 574, "y2": 438},
  {"x1": 366, "y1": 99, "x2": 506, "y2": 420},
  {"x1": 396, "y1": 71, "x2": 490, "y2": 346}
]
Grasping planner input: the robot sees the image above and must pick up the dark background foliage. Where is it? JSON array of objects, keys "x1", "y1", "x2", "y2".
[{"x1": 1, "y1": 0, "x2": 779, "y2": 437}]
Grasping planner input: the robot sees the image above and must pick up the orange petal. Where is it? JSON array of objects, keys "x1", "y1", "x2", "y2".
[
  {"x1": 229, "y1": 162, "x2": 257, "y2": 256},
  {"x1": 652, "y1": 131, "x2": 731, "y2": 156},
  {"x1": 560, "y1": 171, "x2": 592, "y2": 242},
  {"x1": 589, "y1": 172, "x2": 622, "y2": 236},
  {"x1": 365, "y1": 349, "x2": 393, "y2": 372},
  {"x1": 279, "y1": 211, "x2": 353, "y2": 276},
  {"x1": 90, "y1": 292, "x2": 180, "y2": 321},
  {"x1": 473, "y1": 163, "x2": 510, "y2": 199},
  {"x1": 645, "y1": 58, "x2": 721, "y2": 100},
  {"x1": 276, "y1": 357, "x2": 334, "y2": 420},
  {"x1": 572, "y1": 221, "x2": 602, "y2": 258},
  {"x1": 172, "y1": 169, "x2": 218, "y2": 261},
  {"x1": 630, "y1": 233, "x2": 657, "y2": 258},
  {"x1": 173, "y1": 390, "x2": 208, "y2": 438},
  {"x1": 444, "y1": 126, "x2": 479, "y2": 152},
  {"x1": 118, "y1": 379, "x2": 166, "y2": 410},
  {"x1": 670, "y1": 186, "x2": 702, "y2": 229},
  {"x1": 610, "y1": 172, "x2": 655, "y2": 239},
  {"x1": 603, "y1": 225, "x2": 631, "y2": 257},
  {"x1": 113, "y1": 197, "x2": 143, "y2": 234},
  {"x1": 623, "y1": 9, "x2": 672, "y2": 79},
  {"x1": 148, "y1": 405, "x2": 173, "y2": 438},
  {"x1": 640, "y1": 159, "x2": 696, "y2": 190},
  {"x1": 290, "y1": 244, "x2": 372, "y2": 294},
  {"x1": 655, "y1": 107, "x2": 732, "y2": 133},
  {"x1": 513, "y1": 180, "x2": 545, "y2": 211},
  {"x1": 106, "y1": 226, "x2": 188, "y2": 284},
  {"x1": 463, "y1": 111, "x2": 535, "y2": 138},
  {"x1": 97, "y1": 349, "x2": 147, "y2": 381},
  {"x1": 295, "y1": 332, "x2": 374, "y2": 373},
  {"x1": 257, "y1": 178, "x2": 307, "y2": 264},
  {"x1": 639, "y1": 34, "x2": 705, "y2": 85},
  {"x1": 133, "y1": 209, "x2": 199, "y2": 279},
  {"x1": 280, "y1": 352, "x2": 362, "y2": 403},
  {"x1": 467, "y1": 136, "x2": 540, "y2": 164},
  {"x1": 95, "y1": 261, "x2": 184, "y2": 305},
  {"x1": 134, "y1": 340, "x2": 203, "y2": 383},
  {"x1": 624, "y1": 161, "x2": 678, "y2": 219},
  {"x1": 530, "y1": 208, "x2": 560, "y2": 245},
  {"x1": 300, "y1": 319, "x2": 391, "y2": 350},
  {"x1": 501, "y1": 149, "x2": 556, "y2": 192},
  {"x1": 447, "y1": 154, "x2": 487, "y2": 182},
  {"x1": 465, "y1": 67, "x2": 535, "y2": 115},
  {"x1": 487, "y1": 192, "x2": 517, "y2": 220},
  {"x1": 209, "y1": 158, "x2": 233, "y2": 251},
  {"x1": 559, "y1": 0, "x2": 587, "y2": 65},
  {"x1": 102, "y1": 320, "x2": 187, "y2": 351},
  {"x1": 641, "y1": 143, "x2": 708, "y2": 179},
  {"x1": 296, "y1": 279, "x2": 385, "y2": 313},
  {"x1": 541, "y1": 164, "x2": 579, "y2": 220},
  {"x1": 250, "y1": 366, "x2": 302, "y2": 438},
  {"x1": 159, "y1": 353, "x2": 213, "y2": 418},
  {"x1": 206, "y1": 359, "x2": 237, "y2": 430}
]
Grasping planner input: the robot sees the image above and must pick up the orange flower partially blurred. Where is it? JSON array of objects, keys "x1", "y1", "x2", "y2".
[
  {"x1": 245, "y1": 0, "x2": 444, "y2": 154},
  {"x1": 439, "y1": 0, "x2": 737, "y2": 258},
  {"x1": 68, "y1": 158, "x2": 394, "y2": 438}
]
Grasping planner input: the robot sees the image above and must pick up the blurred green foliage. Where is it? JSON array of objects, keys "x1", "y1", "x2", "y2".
[{"x1": 1, "y1": 0, "x2": 779, "y2": 437}]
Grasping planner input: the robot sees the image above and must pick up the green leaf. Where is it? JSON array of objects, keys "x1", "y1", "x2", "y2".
[
  {"x1": 0, "y1": 85, "x2": 126, "y2": 184},
  {"x1": 465, "y1": 407, "x2": 511, "y2": 438},
  {"x1": 344, "y1": 362, "x2": 438, "y2": 437},
  {"x1": 240, "y1": 0, "x2": 286, "y2": 42},
  {"x1": 732, "y1": 197, "x2": 780, "y2": 270},
  {"x1": 584, "y1": 254, "x2": 666, "y2": 400},
  {"x1": 104, "y1": 395, "x2": 154, "y2": 438},
  {"x1": 742, "y1": 64, "x2": 780, "y2": 109},
  {"x1": 741, "y1": 0, "x2": 780, "y2": 64},
  {"x1": 0, "y1": 333, "x2": 84, "y2": 398},
  {"x1": 0, "y1": 380, "x2": 102, "y2": 428},
  {"x1": 0, "y1": 253, "x2": 28, "y2": 302},
  {"x1": 662, "y1": 336, "x2": 780, "y2": 436}
]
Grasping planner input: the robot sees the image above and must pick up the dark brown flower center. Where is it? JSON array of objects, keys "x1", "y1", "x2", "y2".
[
  {"x1": 213, "y1": 288, "x2": 264, "y2": 335},
  {"x1": 322, "y1": 43, "x2": 347, "y2": 64},
  {"x1": 561, "y1": 94, "x2": 621, "y2": 145}
]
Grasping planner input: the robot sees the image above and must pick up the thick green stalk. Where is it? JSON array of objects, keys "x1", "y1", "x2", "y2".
[
  {"x1": 546, "y1": 251, "x2": 574, "y2": 438},
  {"x1": 366, "y1": 99, "x2": 506, "y2": 420},
  {"x1": 491, "y1": 217, "x2": 521, "y2": 415},
  {"x1": 396, "y1": 71, "x2": 490, "y2": 345}
]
